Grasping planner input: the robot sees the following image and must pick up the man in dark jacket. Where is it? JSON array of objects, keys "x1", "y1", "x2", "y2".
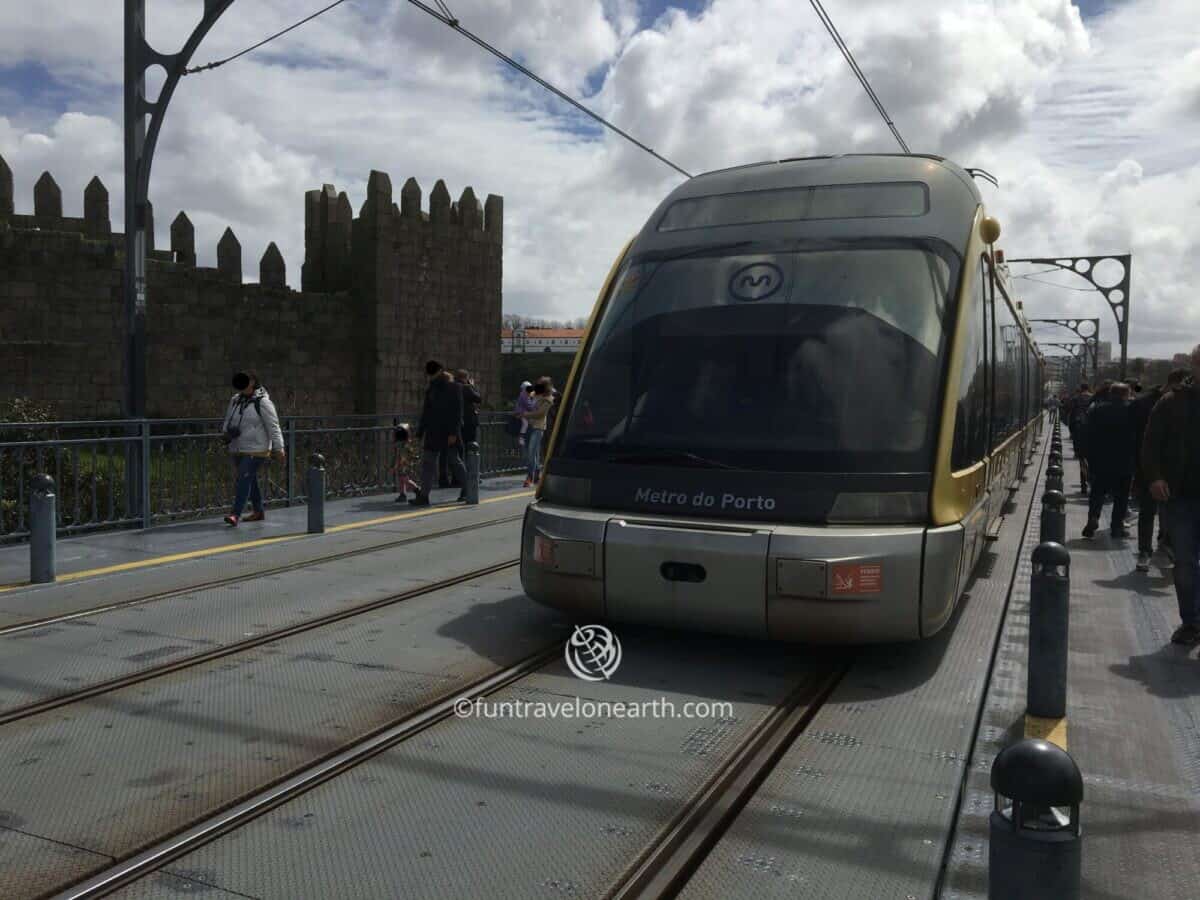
[
  {"x1": 1082, "y1": 382, "x2": 1136, "y2": 539},
  {"x1": 1142, "y1": 345, "x2": 1200, "y2": 645},
  {"x1": 411, "y1": 360, "x2": 467, "y2": 507},
  {"x1": 1130, "y1": 369, "x2": 1188, "y2": 569}
]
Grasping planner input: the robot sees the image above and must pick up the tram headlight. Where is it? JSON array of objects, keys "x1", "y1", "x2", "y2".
[{"x1": 533, "y1": 534, "x2": 556, "y2": 566}]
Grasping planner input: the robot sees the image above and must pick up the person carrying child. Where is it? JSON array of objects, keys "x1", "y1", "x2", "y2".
[{"x1": 521, "y1": 381, "x2": 554, "y2": 487}]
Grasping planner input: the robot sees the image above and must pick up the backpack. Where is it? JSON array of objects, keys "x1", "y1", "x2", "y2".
[{"x1": 224, "y1": 395, "x2": 265, "y2": 442}]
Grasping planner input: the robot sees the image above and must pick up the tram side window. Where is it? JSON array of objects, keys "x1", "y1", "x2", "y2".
[
  {"x1": 1027, "y1": 345, "x2": 1036, "y2": 422},
  {"x1": 1030, "y1": 348, "x2": 1041, "y2": 420},
  {"x1": 992, "y1": 298, "x2": 1021, "y2": 447},
  {"x1": 951, "y1": 262, "x2": 989, "y2": 469},
  {"x1": 1016, "y1": 331, "x2": 1027, "y2": 425}
]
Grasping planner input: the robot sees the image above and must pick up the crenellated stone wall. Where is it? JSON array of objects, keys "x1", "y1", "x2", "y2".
[{"x1": 0, "y1": 157, "x2": 503, "y2": 419}]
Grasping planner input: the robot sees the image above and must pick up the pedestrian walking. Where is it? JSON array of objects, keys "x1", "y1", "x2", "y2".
[
  {"x1": 455, "y1": 369, "x2": 482, "y2": 501},
  {"x1": 1081, "y1": 382, "x2": 1136, "y2": 540},
  {"x1": 1131, "y1": 369, "x2": 1188, "y2": 570},
  {"x1": 220, "y1": 371, "x2": 285, "y2": 527},
  {"x1": 410, "y1": 360, "x2": 468, "y2": 507},
  {"x1": 1142, "y1": 344, "x2": 1200, "y2": 646},
  {"x1": 1069, "y1": 383, "x2": 1094, "y2": 494},
  {"x1": 521, "y1": 381, "x2": 554, "y2": 487}
]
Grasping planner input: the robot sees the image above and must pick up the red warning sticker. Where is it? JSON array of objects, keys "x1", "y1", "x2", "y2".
[{"x1": 831, "y1": 563, "x2": 883, "y2": 595}]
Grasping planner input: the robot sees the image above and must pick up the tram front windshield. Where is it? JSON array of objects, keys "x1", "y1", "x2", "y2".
[{"x1": 557, "y1": 241, "x2": 957, "y2": 474}]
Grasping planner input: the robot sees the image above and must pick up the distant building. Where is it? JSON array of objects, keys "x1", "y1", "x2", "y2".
[
  {"x1": 1044, "y1": 355, "x2": 1081, "y2": 385},
  {"x1": 1097, "y1": 341, "x2": 1113, "y2": 365},
  {"x1": 502, "y1": 327, "x2": 584, "y2": 354},
  {"x1": 1044, "y1": 357, "x2": 1070, "y2": 379}
]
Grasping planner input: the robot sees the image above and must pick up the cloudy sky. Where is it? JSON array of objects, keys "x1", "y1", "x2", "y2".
[{"x1": 2, "y1": 0, "x2": 1197, "y2": 359}]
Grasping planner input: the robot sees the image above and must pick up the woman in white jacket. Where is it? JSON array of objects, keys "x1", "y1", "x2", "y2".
[{"x1": 221, "y1": 371, "x2": 286, "y2": 526}]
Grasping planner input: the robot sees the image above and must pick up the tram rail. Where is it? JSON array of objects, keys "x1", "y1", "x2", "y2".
[
  {"x1": 51, "y1": 645, "x2": 563, "y2": 900},
  {"x1": 0, "y1": 513, "x2": 524, "y2": 638},
  {"x1": 611, "y1": 662, "x2": 848, "y2": 899},
  {"x1": 0, "y1": 556, "x2": 520, "y2": 727},
  {"x1": 49, "y1": 654, "x2": 848, "y2": 900}
]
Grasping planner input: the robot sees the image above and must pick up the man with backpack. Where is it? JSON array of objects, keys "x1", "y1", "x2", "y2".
[
  {"x1": 411, "y1": 360, "x2": 467, "y2": 507},
  {"x1": 1081, "y1": 383, "x2": 1135, "y2": 540}
]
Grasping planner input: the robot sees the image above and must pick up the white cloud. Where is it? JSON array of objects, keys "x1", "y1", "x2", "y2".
[{"x1": 1, "y1": 0, "x2": 1196, "y2": 360}]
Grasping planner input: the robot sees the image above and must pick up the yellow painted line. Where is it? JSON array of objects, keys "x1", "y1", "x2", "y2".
[
  {"x1": 324, "y1": 491, "x2": 531, "y2": 534},
  {"x1": 0, "y1": 536, "x2": 297, "y2": 592},
  {"x1": 0, "y1": 490, "x2": 533, "y2": 594},
  {"x1": 1024, "y1": 714, "x2": 1068, "y2": 750}
]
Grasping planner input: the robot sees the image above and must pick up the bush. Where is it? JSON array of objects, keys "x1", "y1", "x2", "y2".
[{"x1": 1, "y1": 398, "x2": 128, "y2": 536}]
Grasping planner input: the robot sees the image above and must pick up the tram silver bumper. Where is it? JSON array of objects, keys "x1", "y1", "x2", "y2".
[{"x1": 521, "y1": 502, "x2": 964, "y2": 643}]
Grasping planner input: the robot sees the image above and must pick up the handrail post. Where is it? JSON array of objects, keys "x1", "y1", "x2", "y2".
[
  {"x1": 286, "y1": 417, "x2": 296, "y2": 506},
  {"x1": 29, "y1": 475, "x2": 56, "y2": 584},
  {"x1": 140, "y1": 419, "x2": 151, "y2": 528},
  {"x1": 307, "y1": 453, "x2": 326, "y2": 534}
]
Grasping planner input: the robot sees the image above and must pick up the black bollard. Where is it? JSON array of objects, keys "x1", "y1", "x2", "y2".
[
  {"x1": 1046, "y1": 464, "x2": 1064, "y2": 493},
  {"x1": 1040, "y1": 490, "x2": 1067, "y2": 545},
  {"x1": 29, "y1": 474, "x2": 56, "y2": 584},
  {"x1": 1048, "y1": 451, "x2": 1063, "y2": 468},
  {"x1": 989, "y1": 738, "x2": 1082, "y2": 899},
  {"x1": 307, "y1": 453, "x2": 325, "y2": 534},
  {"x1": 464, "y1": 441, "x2": 480, "y2": 505},
  {"x1": 1028, "y1": 542, "x2": 1070, "y2": 719}
]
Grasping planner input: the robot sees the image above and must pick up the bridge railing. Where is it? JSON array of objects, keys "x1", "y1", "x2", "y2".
[{"x1": 0, "y1": 414, "x2": 524, "y2": 542}]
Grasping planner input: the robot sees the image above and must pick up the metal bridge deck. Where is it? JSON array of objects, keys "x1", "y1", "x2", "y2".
[
  {"x1": 942, "y1": 449, "x2": 1200, "y2": 900},
  {"x1": 0, "y1": 477, "x2": 529, "y2": 586},
  {"x1": 1, "y1": 424, "x2": 1195, "y2": 899},
  {"x1": 0, "y1": 478, "x2": 531, "y2": 627},
  {"x1": 677, "y1": 439, "x2": 1046, "y2": 899}
]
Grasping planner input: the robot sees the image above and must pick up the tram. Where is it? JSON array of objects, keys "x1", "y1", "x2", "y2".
[{"x1": 521, "y1": 154, "x2": 1043, "y2": 642}]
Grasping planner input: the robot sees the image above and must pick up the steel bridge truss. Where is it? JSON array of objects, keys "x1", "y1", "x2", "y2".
[{"x1": 1007, "y1": 255, "x2": 1131, "y2": 378}]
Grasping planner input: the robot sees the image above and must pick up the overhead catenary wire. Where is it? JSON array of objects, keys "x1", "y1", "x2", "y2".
[
  {"x1": 807, "y1": 0, "x2": 910, "y2": 154},
  {"x1": 1015, "y1": 274, "x2": 1099, "y2": 292},
  {"x1": 183, "y1": 0, "x2": 692, "y2": 179},
  {"x1": 183, "y1": 0, "x2": 352, "y2": 74}
]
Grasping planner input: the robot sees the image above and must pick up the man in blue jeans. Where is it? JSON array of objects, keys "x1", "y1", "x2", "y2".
[{"x1": 1142, "y1": 344, "x2": 1200, "y2": 645}]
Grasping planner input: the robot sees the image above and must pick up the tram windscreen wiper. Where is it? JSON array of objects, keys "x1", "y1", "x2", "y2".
[{"x1": 607, "y1": 449, "x2": 735, "y2": 469}]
